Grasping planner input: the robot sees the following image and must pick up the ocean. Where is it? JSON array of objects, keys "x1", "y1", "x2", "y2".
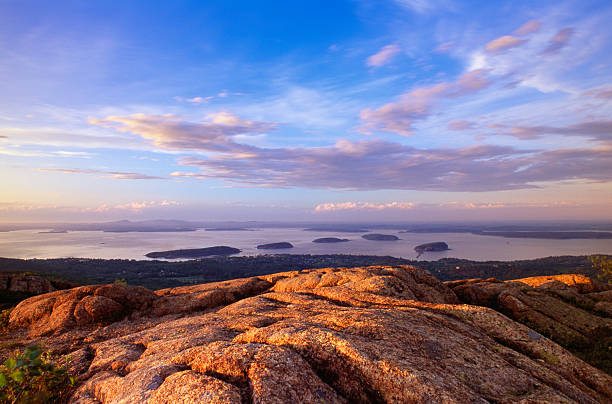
[{"x1": 1, "y1": 227, "x2": 611, "y2": 261}]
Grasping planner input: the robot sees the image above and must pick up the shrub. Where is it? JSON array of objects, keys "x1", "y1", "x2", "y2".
[
  {"x1": 0, "y1": 345, "x2": 75, "y2": 403},
  {"x1": 0, "y1": 309, "x2": 11, "y2": 335},
  {"x1": 591, "y1": 255, "x2": 612, "y2": 284}
]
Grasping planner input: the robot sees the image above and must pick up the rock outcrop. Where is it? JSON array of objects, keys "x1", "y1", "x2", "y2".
[
  {"x1": 2, "y1": 266, "x2": 612, "y2": 403},
  {"x1": 0, "y1": 273, "x2": 56, "y2": 295},
  {"x1": 447, "y1": 274, "x2": 612, "y2": 375}
]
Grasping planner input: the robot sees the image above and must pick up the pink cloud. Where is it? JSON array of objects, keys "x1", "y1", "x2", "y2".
[
  {"x1": 584, "y1": 85, "x2": 612, "y2": 99},
  {"x1": 447, "y1": 120, "x2": 475, "y2": 131},
  {"x1": 485, "y1": 35, "x2": 527, "y2": 53},
  {"x1": 87, "y1": 200, "x2": 181, "y2": 213},
  {"x1": 434, "y1": 41, "x2": 455, "y2": 53},
  {"x1": 172, "y1": 133, "x2": 612, "y2": 192},
  {"x1": 514, "y1": 20, "x2": 541, "y2": 36},
  {"x1": 314, "y1": 201, "x2": 416, "y2": 212},
  {"x1": 489, "y1": 120, "x2": 612, "y2": 142},
  {"x1": 38, "y1": 168, "x2": 165, "y2": 180},
  {"x1": 366, "y1": 44, "x2": 401, "y2": 67},
  {"x1": 359, "y1": 69, "x2": 491, "y2": 135},
  {"x1": 90, "y1": 112, "x2": 276, "y2": 152},
  {"x1": 541, "y1": 27, "x2": 574, "y2": 55}
]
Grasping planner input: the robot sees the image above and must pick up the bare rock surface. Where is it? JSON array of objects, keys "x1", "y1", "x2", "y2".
[
  {"x1": 0, "y1": 273, "x2": 56, "y2": 294},
  {"x1": 447, "y1": 273, "x2": 612, "y2": 375},
  {"x1": 3, "y1": 265, "x2": 612, "y2": 403},
  {"x1": 8, "y1": 283, "x2": 157, "y2": 336}
]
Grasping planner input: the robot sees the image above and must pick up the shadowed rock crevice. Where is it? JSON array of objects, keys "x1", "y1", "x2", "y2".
[{"x1": 296, "y1": 291, "x2": 355, "y2": 307}]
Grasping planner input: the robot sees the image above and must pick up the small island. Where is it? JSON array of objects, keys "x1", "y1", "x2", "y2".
[
  {"x1": 256, "y1": 242, "x2": 294, "y2": 250},
  {"x1": 313, "y1": 237, "x2": 350, "y2": 243},
  {"x1": 362, "y1": 233, "x2": 399, "y2": 241},
  {"x1": 38, "y1": 230, "x2": 69, "y2": 234},
  {"x1": 414, "y1": 242, "x2": 450, "y2": 257},
  {"x1": 145, "y1": 246, "x2": 241, "y2": 259}
]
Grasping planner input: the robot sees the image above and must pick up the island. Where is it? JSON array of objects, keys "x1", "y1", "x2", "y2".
[
  {"x1": 414, "y1": 242, "x2": 450, "y2": 258},
  {"x1": 313, "y1": 237, "x2": 350, "y2": 243},
  {"x1": 256, "y1": 242, "x2": 294, "y2": 250},
  {"x1": 362, "y1": 233, "x2": 399, "y2": 241},
  {"x1": 145, "y1": 246, "x2": 241, "y2": 259},
  {"x1": 38, "y1": 230, "x2": 69, "y2": 234}
]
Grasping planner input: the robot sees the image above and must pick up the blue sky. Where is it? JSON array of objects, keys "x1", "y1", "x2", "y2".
[{"x1": 1, "y1": 0, "x2": 611, "y2": 222}]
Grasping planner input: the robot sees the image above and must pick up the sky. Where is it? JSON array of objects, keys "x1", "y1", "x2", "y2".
[{"x1": 1, "y1": 0, "x2": 611, "y2": 223}]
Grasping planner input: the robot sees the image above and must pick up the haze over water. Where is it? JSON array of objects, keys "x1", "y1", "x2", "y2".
[{"x1": 2, "y1": 227, "x2": 611, "y2": 261}]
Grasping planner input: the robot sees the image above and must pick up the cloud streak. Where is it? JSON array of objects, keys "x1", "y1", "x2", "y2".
[
  {"x1": 90, "y1": 112, "x2": 276, "y2": 153},
  {"x1": 90, "y1": 113, "x2": 612, "y2": 192},
  {"x1": 359, "y1": 69, "x2": 491, "y2": 135},
  {"x1": 366, "y1": 44, "x2": 401, "y2": 67},
  {"x1": 314, "y1": 201, "x2": 416, "y2": 212},
  {"x1": 485, "y1": 36, "x2": 527, "y2": 53},
  {"x1": 541, "y1": 27, "x2": 574, "y2": 55},
  {"x1": 514, "y1": 20, "x2": 541, "y2": 36},
  {"x1": 38, "y1": 168, "x2": 165, "y2": 180},
  {"x1": 491, "y1": 120, "x2": 612, "y2": 142}
]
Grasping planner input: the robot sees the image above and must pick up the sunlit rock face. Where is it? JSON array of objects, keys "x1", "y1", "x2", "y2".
[
  {"x1": 447, "y1": 273, "x2": 612, "y2": 375},
  {"x1": 4, "y1": 266, "x2": 612, "y2": 403}
]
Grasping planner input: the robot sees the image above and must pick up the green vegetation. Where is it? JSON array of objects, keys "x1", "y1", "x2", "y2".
[
  {"x1": 0, "y1": 255, "x2": 601, "y2": 290},
  {"x1": 537, "y1": 350, "x2": 560, "y2": 365},
  {"x1": 0, "y1": 345, "x2": 75, "y2": 403},
  {"x1": 590, "y1": 255, "x2": 612, "y2": 284}
]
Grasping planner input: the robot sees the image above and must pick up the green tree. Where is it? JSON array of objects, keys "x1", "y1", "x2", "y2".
[{"x1": 591, "y1": 255, "x2": 612, "y2": 284}]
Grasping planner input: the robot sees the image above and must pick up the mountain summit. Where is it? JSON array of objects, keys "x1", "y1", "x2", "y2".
[{"x1": 3, "y1": 265, "x2": 611, "y2": 403}]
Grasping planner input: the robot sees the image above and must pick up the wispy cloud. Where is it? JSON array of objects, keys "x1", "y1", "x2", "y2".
[
  {"x1": 174, "y1": 91, "x2": 234, "y2": 105},
  {"x1": 490, "y1": 120, "x2": 612, "y2": 142},
  {"x1": 85, "y1": 200, "x2": 180, "y2": 213},
  {"x1": 38, "y1": 168, "x2": 165, "y2": 180},
  {"x1": 314, "y1": 201, "x2": 416, "y2": 212},
  {"x1": 393, "y1": 0, "x2": 453, "y2": 14},
  {"x1": 584, "y1": 85, "x2": 612, "y2": 99},
  {"x1": 434, "y1": 41, "x2": 455, "y2": 53},
  {"x1": 366, "y1": 44, "x2": 401, "y2": 67},
  {"x1": 447, "y1": 119, "x2": 475, "y2": 131},
  {"x1": 90, "y1": 112, "x2": 276, "y2": 152},
  {"x1": 165, "y1": 127, "x2": 612, "y2": 191},
  {"x1": 484, "y1": 36, "x2": 527, "y2": 53},
  {"x1": 359, "y1": 69, "x2": 491, "y2": 135},
  {"x1": 541, "y1": 27, "x2": 574, "y2": 55},
  {"x1": 313, "y1": 200, "x2": 584, "y2": 213},
  {"x1": 514, "y1": 20, "x2": 542, "y2": 36}
]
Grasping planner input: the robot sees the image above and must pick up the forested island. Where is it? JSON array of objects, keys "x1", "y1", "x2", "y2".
[
  {"x1": 145, "y1": 246, "x2": 241, "y2": 259},
  {"x1": 256, "y1": 242, "x2": 294, "y2": 249},
  {"x1": 362, "y1": 233, "x2": 400, "y2": 241},
  {"x1": 313, "y1": 237, "x2": 350, "y2": 243},
  {"x1": 414, "y1": 242, "x2": 450, "y2": 257}
]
